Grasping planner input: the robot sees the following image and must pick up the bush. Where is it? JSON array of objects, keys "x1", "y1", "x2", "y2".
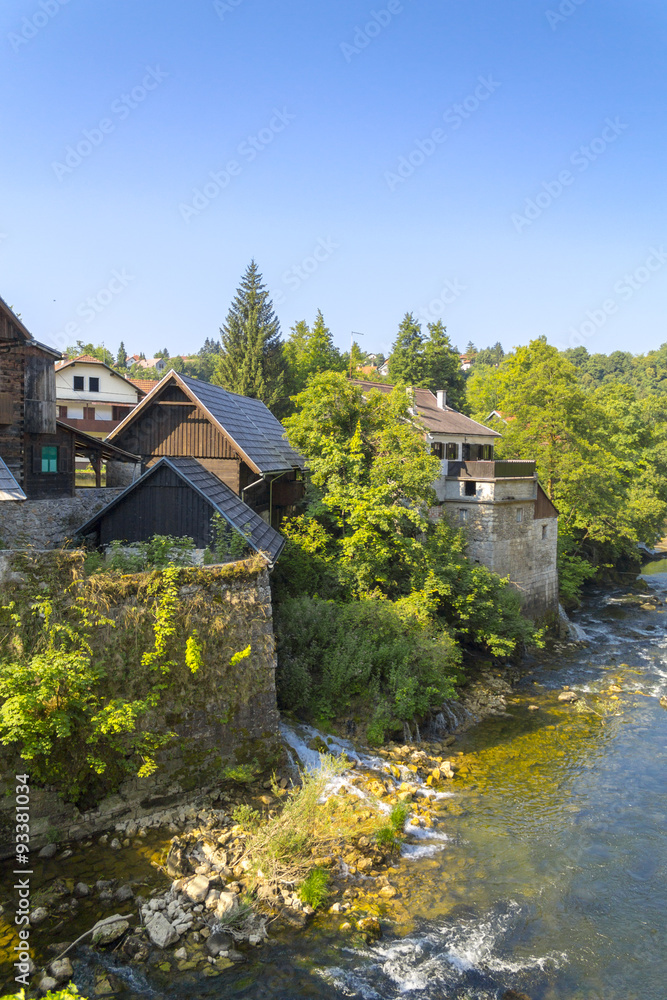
[
  {"x1": 275, "y1": 595, "x2": 460, "y2": 729},
  {"x1": 232, "y1": 804, "x2": 262, "y2": 831},
  {"x1": 299, "y1": 867, "x2": 330, "y2": 909}
]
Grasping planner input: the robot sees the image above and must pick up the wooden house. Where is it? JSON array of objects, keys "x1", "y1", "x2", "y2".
[
  {"x1": 77, "y1": 456, "x2": 286, "y2": 565},
  {"x1": 106, "y1": 371, "x2": 305, "y2": 525}
]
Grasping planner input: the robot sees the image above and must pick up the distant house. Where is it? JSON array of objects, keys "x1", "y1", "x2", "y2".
[
  {"x1": 106, "y1": 370, "x2": 305, "y2": 526},
  {"x1": 137, "y1": 357, "x2": 168, "y2": 372},
  {"x1": 377, "y1": 359, "x2": 391, "y2": 377},
  {"x1": 459, "y1": 355, "x2": 472, "y2": 371},
  {"x1": 77, "y1": 457, "x2": 286, "y2": 566},
  {"x1": 55, "y1": 355, "x2": 145, "y2": 439},
  {"x1": 352, "y1": 380, "x2": 558, "y2": 617}
]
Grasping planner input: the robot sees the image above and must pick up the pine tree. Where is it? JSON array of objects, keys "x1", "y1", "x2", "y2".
[
  {"x1": 116, "y1": 342, "x2": 128, "y2": 370},
  {"x1": 423, "y1": 320, "x2": 466, "y2": 410},
  {"x1": 388, "y1": 313, "x2": 425, "y2": 385},
  {"x1": 213, "y1": 260, "x2": 285, "y2": 409}
]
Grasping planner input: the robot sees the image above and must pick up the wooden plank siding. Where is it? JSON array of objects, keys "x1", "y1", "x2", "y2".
[
  {"x1": 113, "y1": 401, "x2": 241, "y2": 463},
  {"x1": 97, "y1": 464, "x2": 213, "y2": 547}
]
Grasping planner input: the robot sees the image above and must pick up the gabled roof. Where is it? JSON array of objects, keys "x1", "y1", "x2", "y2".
[
  {"x1": 55, "y1": 356, "x2": 146, "y2": 394},
  {"x1": 127, "y1": 378, "x2": 162, "y2": 394},
  {"x1": 0, "y1": 294, "x2": 62, "y2": 359},
  {"x1": 76, "y1": 456, "x2": 285, "y2": 565},
  {"x1": 0, "y1": 457, "x2": 26, "y2": 501},
  {"x1": 352, "y1": 380, "x2": 501, "y2": 439},
  {"x1": 108, "y1": 370, "x2": 305, "y2": 475}
]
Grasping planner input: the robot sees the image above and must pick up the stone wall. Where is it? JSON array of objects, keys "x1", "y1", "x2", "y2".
[
  {"x1": 0, "y1": 488, "x2": 123, "y2": 548},
  {"x1": 0, "y1": 555, "x2": 281, "y2": 855}
]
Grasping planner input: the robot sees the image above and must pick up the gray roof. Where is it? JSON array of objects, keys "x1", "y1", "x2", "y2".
[
  {"x1": 352, "y1": 381, "x2": 501, "y2": 439},
  {"x1": 0, "y1": 457, "x2": 26, "y2": 501},
  {"x1": 77, "y1": 456, "x2": 285, "y2": 565},
  {"x1": 178, "y1": 373, "x2": 305, "y2": 473}
]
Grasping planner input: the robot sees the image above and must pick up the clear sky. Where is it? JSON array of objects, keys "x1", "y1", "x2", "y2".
[{"x1": 1, "y1": 0, "x2": 666, "y2": 360}]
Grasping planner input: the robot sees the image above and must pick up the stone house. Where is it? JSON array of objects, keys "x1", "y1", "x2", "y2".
[{"x1": 353, "y1": 380, "x2": 559, "y2": 618}]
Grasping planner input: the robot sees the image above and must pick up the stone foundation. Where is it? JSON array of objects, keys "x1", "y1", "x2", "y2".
[{"x1": 0, "y1": 488, "x2": 124, "y2": 548}]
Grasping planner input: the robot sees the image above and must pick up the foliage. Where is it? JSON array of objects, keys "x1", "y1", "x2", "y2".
[
  {"x1": 207, "y1": 513, "x2": 252, "y2": 563},
  {"x1": 106, "y1": 535, "x2": 196, "y2": 572},
  {"x1": 284, "y1": 310, "x2": 345, "y2": 395},
  {"x1": 1, "y1": 989, "x2": 85, "y2": 1000},
  {"x1": 298, "y1": 867, "x2": 330, "y2": 909},
  {"x1": 374, "y1": 802, "x2": 408, "y2": 851},
  {"x1": 223, "y1": 759, "x2": 260, "y2": 784},
  {"x1": 232, "y1": 803, "x2": 262, "y2": 831},
  {"x1": 387, "y1": 315, "x2": 466, "y2": 409},
  {"x1": 388, "y1": 312, "x2": 426, "y2": 385},
  {"x1": 212, "y1": 259, "x2": 286, "y2": 411},
  {"x1": 64, "y1": 341, "x2": 114, "y2": 366}
]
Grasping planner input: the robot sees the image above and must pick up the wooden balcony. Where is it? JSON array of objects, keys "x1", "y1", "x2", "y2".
[
  {"x1": 447, "y1": 459, "x2": 536, "y2": 479},
  {"x1": 59, "y1": 417, "x2": 121, "y2": 434}
]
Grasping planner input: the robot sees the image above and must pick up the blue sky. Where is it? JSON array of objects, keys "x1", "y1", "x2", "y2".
[{"x1": 1, "y1": 0, "x2": 666, "y2": 360}]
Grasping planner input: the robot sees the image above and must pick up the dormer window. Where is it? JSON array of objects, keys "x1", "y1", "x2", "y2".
[{"x1": 73, "y1": 376, "x2": 84, "y2": 391}]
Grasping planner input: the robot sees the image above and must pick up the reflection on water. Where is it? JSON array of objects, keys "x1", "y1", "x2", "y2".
[{"x1": 2, "y1": 578, "x2": 667, "y2": 1000}]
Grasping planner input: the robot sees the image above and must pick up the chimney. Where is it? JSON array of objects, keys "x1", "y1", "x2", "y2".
[{"x1": 436, "y1": 389, "x2": 447, "y2": 409}]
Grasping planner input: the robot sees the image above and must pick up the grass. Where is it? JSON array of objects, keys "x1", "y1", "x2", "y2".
[
  {"x1": 374, "y1": 801, "x2": 409, "y2": 851},
  {"x1": 299, "y1": 868, "x2": 330, "y2": 909}
]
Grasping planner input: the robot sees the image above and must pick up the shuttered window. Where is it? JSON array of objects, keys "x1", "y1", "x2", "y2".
[{"x1": 41, "y1": 446, "x2": 58, "y2": 473}]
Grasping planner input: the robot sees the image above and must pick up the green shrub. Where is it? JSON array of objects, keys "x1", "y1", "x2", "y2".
[
  {"x1": 232, "y1": 804, "x2": 262, "y2": 830},
  {"x1": 106, "y1": 535, "x2": 196, "y2": 572},
  {"x1": 299, "y1": 867, "x2": 330, "y2": 909},
  {"x1": 389, "y1": 801, "x2": 409, "y2": 833},
  {"x1": 223, "y1": 759, "x2": 260, "y2": 784}
]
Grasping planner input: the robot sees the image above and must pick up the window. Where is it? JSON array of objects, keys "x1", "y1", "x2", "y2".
[
  {"x1": 73, "y1": 376, "x2": 84, "y2": 391},
  {"x1": 516, "y1": 508, "x2": 523, "y2": 523},
  {"x1": 58, "y1": 405, "x2": 68, "y2": 419},
  {"x1": 41, "y1": 446, "x2": 58, "y2": 473},
  {"x1": 459, "y1": 509, "x2": 468, "y2": 522},
  {"x1": 446, "y1": 443, "x2": 458, "y2": 460},
  {"x1": 542, "y1": 524, "x2": 547, "y2": 540},
  {"x1": 431, "y1": 442, "x2": 445, "y2": 459},
  {"x1": 482, "y1": 445, "x2": 494, "y2": 460},
  {"x1": 83, "y1": 406, "x2": 95, "y2": 420},
  {"x1": 464, "y1": 480, "x2": 477, "y2": 496},
  {"x1": 89, "y1": 377, "x2": 100, "y2": 392},
  {"x1": 112, "y1": 405, "x2": 131, "y2": 421}
]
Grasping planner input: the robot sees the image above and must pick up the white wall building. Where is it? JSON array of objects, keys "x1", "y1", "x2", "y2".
[{"x1": 55, "y1": 355, "x2": 144, "y2": 439}]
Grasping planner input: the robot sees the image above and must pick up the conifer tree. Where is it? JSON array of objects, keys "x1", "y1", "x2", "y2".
[
  {"x1": 423, "y1": 320, "x2": 466, "y2": 410},
  {"x1": 285, "y1": 310, "x2": 343, "y2": 393},
  {"x1": 213, "y1": 260, "x2": 286, "y2": 409},
  {"x1": 388, "y1": 313, "x2": 425, "y2": 385},
  {"x1": 116, "y1": 341, "x2": 128, "y2": 370}
]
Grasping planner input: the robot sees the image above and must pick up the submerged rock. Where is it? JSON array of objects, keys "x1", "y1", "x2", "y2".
[
  {"x1": 48, "y1": 957, "x2": 73, "y2": 983},
  {"x1": 558, "y1": 690, "x2": 579, "y2": 703},
  {"x1": 92, "y1": 918, "x2": 129, "y2": 946},
  {"x1": 38, "y1": 843, "x2": 57, "y2": 859}
]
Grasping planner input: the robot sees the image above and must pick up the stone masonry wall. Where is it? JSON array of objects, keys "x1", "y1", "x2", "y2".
[
  {"x1": 0, "y1": 555, "x2": 280, "y2": 855},
  {"x1": 0, "y1": 488, "x2": 124, "y2": 548}
]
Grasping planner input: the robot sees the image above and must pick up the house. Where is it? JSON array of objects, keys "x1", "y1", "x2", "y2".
[
  {"x1": 0, "y1": 297, "x2": 138, "y2": 501},
  {"x1": 55, "y1": 355, "x2": 145, "y2": 438},
  {"x1": 137, "y1": 357, "x2": 168, "y2": 371},
  {"x1": 459, "y1": 355, "x2": 473, "y2": 371},
  {"x1": 77, "y1": 456, "x2": 286, "y2": 566},
  {"x1": 105, "y1": 370, "x2": 305, "y2": 525},
  {"x1": 377, "y1": 359, "x2": 391, "y2": 377},
  {"x1": 353, "y1": 380, "x2": 558, "y2": 618}
]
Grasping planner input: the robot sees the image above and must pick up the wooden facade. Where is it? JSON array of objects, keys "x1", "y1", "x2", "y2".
[{"x1": 0, "y1": 299, "x2": 76, "y2": 499}]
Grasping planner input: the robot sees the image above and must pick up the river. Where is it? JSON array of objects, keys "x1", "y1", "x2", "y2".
[{"x1": 2, "y1": 572, "x2": 666, "y2": 999}]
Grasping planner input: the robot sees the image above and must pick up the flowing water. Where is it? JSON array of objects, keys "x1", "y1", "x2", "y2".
[{"x1": 2, "y1": 572, "x2": 667, "y2": 999}]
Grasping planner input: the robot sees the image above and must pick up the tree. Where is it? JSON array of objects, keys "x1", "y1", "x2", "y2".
[
  {"x1": 422, "y1": 321, "x2": 466, "y2": 410},
  {"x1": 284, "y1": 311, "x2": 343, "y2": 394},
  {"x1": 388, "y1": 313, "x2": 425, "y2": 385},
  {"x1": 213, "y1": 260, "x2": 286, "y2": 410},
  {"x1": 64, "y1": 342, "x2": 114, "y2": 366},
  {"x1": 116, "y1": 342, "x2": 128, "y2": 370}
]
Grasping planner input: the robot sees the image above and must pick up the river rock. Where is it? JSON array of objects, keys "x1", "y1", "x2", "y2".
[
  {"x1": 92, "y1": 918, "x2": 129, "y2": 946},
  {"x1": 558, "y1": 690, "x2": 579, "y2": 703},
  {"x1": 205, "y1": 930, "x2": 233, "y2": 957},
  {"x1": 48, "y1": 957, "x2": 73, "y2": 983},
  {"x1": 174, "y1": 946, "x2": 188, "y2": 960},
  {"x1": 358, "y1": 916, "x2": 382, "y2": 941},
  {"x1": 379, "y1": 885, "x2": 397, "y2": 898},
  {"x1": 501, "y1": 991, "x2": 532, "y2": 1000},
  {"x1": 110, "y1": 838, "x2": 122, "y2": 850},
  {"x1": 73, "y1": 882, "x2": 90, "y2": 898},
  {"x1": 660, "y1": 696, "x2": 667, "y2": 708},
  {"x1": 184, "y1": 875, "x2": 210, "y2": 903},
  {"x1": 146, "y1": 912, "x2": 179, "y2": 949},
  {"x1": 115, "y1": 884, "x2": 134, "y2": 903},
  {"x1": 38, "y1": 843, "x2": 57, "y2": 859},
  {"x1": 30, "y1": 907, "x2": 49, "y2": 925},
  {"x1": 215, "y1": 892, "x2": 238, "y2": 918},
  {"x1": 39, "y1": 976, "x2": 58, "y2": 995}
]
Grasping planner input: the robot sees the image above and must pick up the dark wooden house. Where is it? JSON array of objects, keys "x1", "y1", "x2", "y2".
[
  {"x1": 77, "y1": 457, "x2": 286, "y2": 565},
  {"x1": 0, "y1": 294, "x2": 75, "y2": 499},
  {"x1": 107, "y1": 371, "x2": 305, "y2": 525}
]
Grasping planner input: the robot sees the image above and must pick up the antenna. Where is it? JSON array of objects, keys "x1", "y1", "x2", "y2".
[{"x1": 349, "y1": 331, "x2": 364, "y2": 380}]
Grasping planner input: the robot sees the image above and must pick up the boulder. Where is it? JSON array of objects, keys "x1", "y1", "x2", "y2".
[
  {"x1": 92, "y1": 919, "x2": 129, "y2": 946},
  {"x1": 114, "y1": 884, "x2": 134, "y2": 903},
  {"x1": 30, "y1": 907, "x2": 49, "y2": 925},
  {"x1": 48, "y1": 957, "x2": 73, "y2": 983},
  {"x1": 215, "y1": 892, "x2": 238, "y2": 918},
  {"x1": 146, "y1": 912, "x2": 179, "y2": 949},
  {"x1": 38, "y1": 843, "x2": 57, "y2": 859},
  {"x1": 73, "y1": 882, "x2": 90, "y2": 898},
  {"x1": 358, "y1": 916, "x2": 382, "y2": 941},
  {"x1": 558, "y1": 690, "x2": 579, "y2": 703},
  {"x1": 38, "y1": 976, "x2": 58, "y2": 995},
  {"x1": 205, "y1": 930, "x2": 233, "y2": 957},
  {"x1": 184, "y1": 875, "x2": 210, "y2": 903}
]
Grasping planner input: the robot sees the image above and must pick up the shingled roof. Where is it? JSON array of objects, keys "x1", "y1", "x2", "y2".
[
  {"x1": 352, "y1": 380, "x2": 501, "y2": 439},
  {"x1": 108, "y1": 371, "x2": 304, "y2": 475},
  {"x1": 0, "y1": 457, "x2": 26, "y2": 501},
  {"x1": 77, "y1": 456, "x2": 286, "y2": 565}
]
